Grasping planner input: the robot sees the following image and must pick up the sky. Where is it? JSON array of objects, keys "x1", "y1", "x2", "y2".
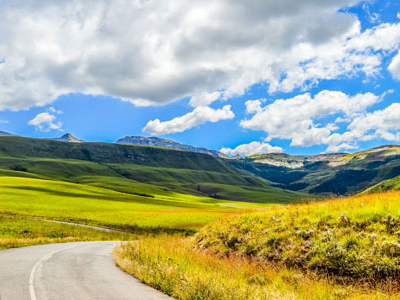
[{"x1": 0, "y1": 0, "x2": 400, "y2": 156}]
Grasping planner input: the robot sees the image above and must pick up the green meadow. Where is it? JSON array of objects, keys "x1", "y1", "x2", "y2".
[
  {"x1": 0, "y1": 173, "x2": 259, "y2": 249},
  {"x1": 0, "y1": 213, "x2": 129, "y2": 249},
  {"x1": 0, "y1": 176, "x2": 250, "y2": 232}
]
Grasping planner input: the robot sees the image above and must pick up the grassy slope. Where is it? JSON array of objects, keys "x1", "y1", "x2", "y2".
[
  {"x1": 116, "y1": 236, "x2": 380, "y2": 300},
  {"x1": 196, "y1": 191, "x2": 400, "y2": 280},
  {"x1": 114, "y1": 191, "x2": 400, "y2": 300},
  {"x1": 0, "y1": 136, "x2": 235, "y2": 171},
  {"x1": 364, "y1": 175, "x2": 400, "y2": 194},
  {"x1": 0, "y1": 136, "x2": 309, "y2": 204}
]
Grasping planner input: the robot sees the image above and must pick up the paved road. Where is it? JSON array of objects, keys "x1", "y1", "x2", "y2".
[{"x1": 0, "y1": 241, "x2": 173, "y2": 300}]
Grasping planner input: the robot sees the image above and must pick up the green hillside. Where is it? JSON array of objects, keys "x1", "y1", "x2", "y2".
[
  {"x1": 0, "y1": 136, "x2": 308, "y2": 204},
  {"x1": 229, "y1": 145, "x2": 400, "y2": 196},
  {"x1": 363, "y1": 175, "x2": 400, "y2": 194},
  {"x1": 0, "y1": 136, "x2": 231, "y2": 171}
]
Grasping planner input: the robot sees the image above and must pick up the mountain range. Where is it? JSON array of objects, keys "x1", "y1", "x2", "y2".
[
  {"x1": 116, "y1": 136, "x2": 226, "y2": 157},
  {"x1": 230, "y1": 145, "x2": 400, "y2": 195},
  {"x1": 0, "y1": 132, "x2": 399, "y2": 197},
  {"x1": 50, "y1": 134, "x2": 227, "y2": 158}
]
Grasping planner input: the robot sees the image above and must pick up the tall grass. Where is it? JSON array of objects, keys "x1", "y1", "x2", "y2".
[
  {"x1": 114, "y1": 192, "x2": 400, "y2": 300},
  {"x1": 196, "y1": 191, "x2": 400, "y2": 281},
  {"x1": 114, "y1": 235, "x2": 399, "y2": 300}
]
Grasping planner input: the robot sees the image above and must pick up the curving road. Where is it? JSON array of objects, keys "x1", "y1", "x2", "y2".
[{"x1": 0, "y1": 241, "x2": 173, "y2": 300}]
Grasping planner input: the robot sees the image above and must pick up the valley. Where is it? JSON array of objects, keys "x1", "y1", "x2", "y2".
[
  {"x1": 230, "y1": 145, "x2": 400, "y2": 196},
  {"x1": 1, "y1": 135, "x2": 400, "y2": 299}
]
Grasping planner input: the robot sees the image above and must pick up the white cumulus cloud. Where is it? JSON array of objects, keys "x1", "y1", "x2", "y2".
[
  {"x1": 240, "y1": 90, "x2": 381, "y2": 151},
  {"x1": 28, "y1": 112, "x2": 62, "y2": 132},
  {"x1": 220, "y1": 141, "x2": 283, "y2": 157},
  {"x1": 1, "y1": 0, "x2": 400, "y2": 110},
  {"x1": 389, "y1": 52, "x2": 400, "y2": 80},
  {"x1": 325, "y1": 102, "x2": 400, "y2": 152},
  {"x1": 143, "y1": 105, "x2": 234, "y2": 135},
  {"x1": 245, "y1": 100, "x2": 264, "y2": 114},
  {"x1": 189, "y1": 92, "x2": 221, "y2": 107}
]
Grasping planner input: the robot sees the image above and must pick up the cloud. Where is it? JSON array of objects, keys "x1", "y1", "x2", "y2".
[
  {"x1": 28, "y1": 112, "x2": 62, "y2": 132},
  {"x1": 1, "y1": 0, "x2": 400, "y2": 110},
  {"x1": 0, "y1": 120, "x2": 9, "y2": 124},
  {"x1": 274, "y1": 21, "x2": 400, "y2": 94},
  {"x1": 245, "y1": 100, "x2": 264, "y2": 114},
  {"x1": 48, "y1": 107, "x2": 62, "y2": 114},
  {"x1": 143, "y1": 105, "x2": 234, "y2": 135},
  {"x1": 220, "y1": 141, "x2": 283, "y2": 157},
  {"x1": 324, "y1": 143, "x2": 358, "y2": 153},
  {"x1": 389, "y1": 52, "x2": 400, "y2": 80},
  {"x1": 325, "y1": 102, "x2": 400, "y2": 151},
  {"x1": 240, "y1": 90, "x2": 381, "y2": 151},
  {"x1": 189, "y1": 92, "x2": 221, "y2": 107}
]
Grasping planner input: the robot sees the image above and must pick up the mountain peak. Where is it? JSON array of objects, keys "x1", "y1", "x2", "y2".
[
  {"x1": 116, "y1": 136, "x2": 227, "y2": 158},
  {"x1": 53, "y1": 133, "x2": 84, "y2": 143},
  {"x1": 0, "y1": 130, "x2": 14, "y2": 137}
]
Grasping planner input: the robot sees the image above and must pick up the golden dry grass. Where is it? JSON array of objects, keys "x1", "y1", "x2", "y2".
[
  {"x1": 114, "y1": 192, "x2": 400, "y2": 300},
  {"x1": 114, "y1": 235, "x2": 400, "y2": 300}
]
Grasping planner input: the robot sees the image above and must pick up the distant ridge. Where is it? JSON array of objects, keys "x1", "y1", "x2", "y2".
[
  {"x1": 230, "y1": 144, "x2": 400, "y2": 195},
  {"x1": 0, "y1": 134, "x2": 399, "y2": 197},
  {"x1": 116, "y1": 136, "x2": 227, "y2": 158},
  {"x1": 52, "y1": 133, "x2": 84, "y2": 143},
  {"x1": 0, "y1": 130, "x2": 15, "y2": 137}
]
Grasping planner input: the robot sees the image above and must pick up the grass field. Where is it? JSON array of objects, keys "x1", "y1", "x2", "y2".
[
  {"x1": 0, "y1": 177, "x2": 282, "y2": 233},
  {"x1": 0, "y1": 213, "x2": 129, "y2": 249},
  {"x1": 0, "y1": 174, "x2": 260, "y2": 250},
  {"x1": 0, "y1": 176, "x2": 256, "y2": 233},
  {"x1": 114, "y1": 191, "x2": 400, "y2": 299}
]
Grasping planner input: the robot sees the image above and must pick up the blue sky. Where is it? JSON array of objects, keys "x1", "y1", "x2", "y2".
[{"x1": 0, "y1": 0, "x2": 400, "y2": 155}]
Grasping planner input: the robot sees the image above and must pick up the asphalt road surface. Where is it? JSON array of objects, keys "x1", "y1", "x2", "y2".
[{"x1": 0, "y1": 241, "x2": 173, "y2": 300}]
